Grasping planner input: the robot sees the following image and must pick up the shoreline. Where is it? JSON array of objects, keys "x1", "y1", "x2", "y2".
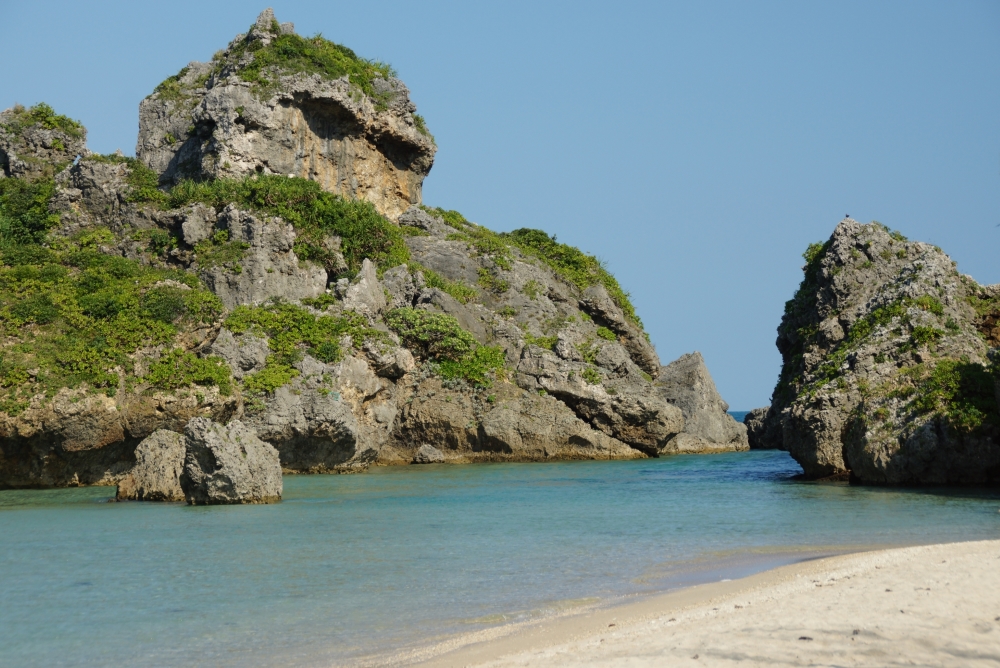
[{"x1": 380, "y1": 539, "x2": 1000, "y2": 667}]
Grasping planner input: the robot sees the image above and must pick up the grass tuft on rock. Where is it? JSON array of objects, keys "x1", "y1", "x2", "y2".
[{"x1": 1, "y1": 103, "x2": 84, "y2": 139}]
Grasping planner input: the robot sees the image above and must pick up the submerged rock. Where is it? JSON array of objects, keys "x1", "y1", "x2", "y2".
[
  {"x1": 656, "y1": 352, "x2": 748, "y2": 453},
  {"x1": 116, "y1": 430, "x2": 186, "y2": 502},
  {"x1": 181, "y1": 418, "x2": 282, "y2": 504}
]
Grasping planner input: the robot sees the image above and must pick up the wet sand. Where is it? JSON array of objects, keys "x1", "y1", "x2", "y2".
[{"x1": 400, "y1": 540, "x2": 1000, "y2": 667}]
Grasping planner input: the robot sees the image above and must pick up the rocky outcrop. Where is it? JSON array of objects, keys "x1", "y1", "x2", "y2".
[
  {"x1": 136, "y1": 9, "x2": 436, "y2": 220},
  {"x1": 0, "y1": 104, "x2": 86, "y2": 181},
  {"x1": 116, "y1": 430, "x2": 186, "y2": 501},
  {"x1": 578, "y1": 285, "x2": 661, "y2": 378},
  {"x1": 766, "y1": 218, "x2": 1000, "y2": 484},
  {"x1": 656, "y1": 352, "x2": 748, "y2": 453},
  {"x1": 0, "y1": 14, "x2": 749, "y2": 490},
  {"x1": 181, "y1": 418, "x2": 282, "y2": 504},
  {"x1": 199, "y1": 204, "x2": 327, "y2": 308},
  {"x1": 0, "y1": 385, "x2": 237, "y2": 489},
  {"x1": 412, "y1": 444, "x2": 445, "y2": 464},
  {"x1": 743, "y1": 407, "x2": 780, "y2": 450},
  {"x1": 388, "y1": 375, "x2": 639, "y2": 463},
  {"x1": 516, "y1": 346, "x2": 682, "y2": 455}
]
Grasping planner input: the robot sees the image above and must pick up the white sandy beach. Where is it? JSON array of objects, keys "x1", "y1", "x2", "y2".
[{"x1": 406, "y1": 540, "x2": 1000, "y2": 668}]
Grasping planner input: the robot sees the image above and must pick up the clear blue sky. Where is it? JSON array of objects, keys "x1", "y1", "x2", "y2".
[{"x1": 2, "y1": 1, "x2": 997, "y2": 409}]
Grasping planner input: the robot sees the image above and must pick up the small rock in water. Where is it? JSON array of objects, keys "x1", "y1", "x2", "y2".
[
  {"x1": 413, "y1": 443, "x2": 446, "y2": 464},
  {"x1": 181, "y1": 418, "x2": 282, "y2": 505}
]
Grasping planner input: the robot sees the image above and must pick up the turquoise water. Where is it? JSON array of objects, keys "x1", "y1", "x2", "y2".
[{"x1": 2, "y1": 451, "x2": 999, "y2": 667}]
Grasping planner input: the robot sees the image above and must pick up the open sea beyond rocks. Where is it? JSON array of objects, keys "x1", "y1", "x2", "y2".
[{"x1": 3, "y1": 418, "x2": 999, "y2": 667}]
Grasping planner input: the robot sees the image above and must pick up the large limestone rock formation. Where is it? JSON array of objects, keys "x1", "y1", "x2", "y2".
[
  {"x1": 761, "y1": 218, "x2": 1000, "y2": 484},
  {"x1": 136, "y1": 9, "x2": 436, "y2": 220},
  {"x1": 116, "y1": 430, "x2": 186, "y2": 501},
  {"x1": 656, "y1": 352, "x2": 749, "y2": 453},
  {"x1": 181, "y1": 418, "x2": 282, "y2": 504}
]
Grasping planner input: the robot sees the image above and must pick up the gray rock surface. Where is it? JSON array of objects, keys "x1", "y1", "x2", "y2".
[
  {"x1": 656, "y1": 352, "x2": 748, "y2": 453},
  {"x1": 390, "y1": 376, "x2": 640, "y2": 463},
  {"x1": 0, "y1": 104, "x2": 86, "y2": 181},
  {"x1": 198, "y1": 204, "x2": 327, "y2": 308},
  {"x1": 247, "y1": 354, "x2": 396, "y2": 473},
  {"x1": 343, "y1": 259, "x2": 387, "y2": 318},
  {"x1": 116, "y1": 430, "x2": 186, "y2": 501},
  {"x1": 136, "y1": 10, "x2": 436, "y2": 220},
  {"x1": 743, "y1": 407, "x2": 781, "y2": 450},
  {"x1": 181, "y1": 418, "x2": 282, "y2": 504},
  {"x1": 768, "y1": 218, "x2": 1000, "y2": 483},
  {"x1": 516, "y1": 345, "x2": 683, "y2": 454},
  {"x1": 412, "y1": 444, "x2": 445, "y2": 464},
  {"x1": 579, "y1": 285, "x2": 661, "y2": 378}
]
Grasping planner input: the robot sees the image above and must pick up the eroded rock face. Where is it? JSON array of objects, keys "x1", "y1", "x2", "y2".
[
  {"x1": 116, "y1": 430, "x2": 186, "y2": 502},
  {"x1": 136, "y1": 10, "x2": 436, "y2": 220},
  {"x1": 516, "y1": 346, "x2": 683, "y2": 454},
  {"x1": 247, "y1": 354, "x2": 395, "y2": 473},
  {"x1": 181, "y1": 418, "x2": 282, "y2": 504},
  {"x1": 199, "y1": 204, "x2": 327, "y2": 308},
  {"x1": 656, "y1": 352, "x2": 748, "y2": 453},
  {"x1": 768, "y1": 218, "x2": 1000, "y2": 484},
  {"x1": 0, "y1": 385, "x2": 236, "y2": 489},
  {"x1": 389, "y1": 376, "x2": 639, "y2": 463}
]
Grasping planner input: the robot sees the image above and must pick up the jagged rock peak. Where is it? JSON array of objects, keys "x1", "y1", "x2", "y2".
[{"x1": 136, "y1": 8, "x2": 436, "y2": 220}]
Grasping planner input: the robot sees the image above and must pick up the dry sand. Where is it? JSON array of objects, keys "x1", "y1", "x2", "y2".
[{"x1": 402, "y1": 540, "x2": 1000, "y2": 667}]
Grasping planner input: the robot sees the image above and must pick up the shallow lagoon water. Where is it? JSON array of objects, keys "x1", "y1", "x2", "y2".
[{"x1": 2, "y1": 450, "x2": 999, "y2": 667}]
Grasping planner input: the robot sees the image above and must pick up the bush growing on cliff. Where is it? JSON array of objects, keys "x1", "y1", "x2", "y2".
[
  {"x1": 385, "y1": 307, "x2": 504, "y2": 387},
  {"x1": 894, "y1": 359, "x2": 999, "y2": 432},
  {"x1": 0, "y1": 234, "x2": 225, "y2": 401},
  {"x1": 1, "y1": 103, "x2": 84, "y2": 139},
  {"x1": 160, "y1": 175, "x2": 409, "y2": 273},
  {"x1": 225, "y1": 302, "x2": 387, "y2": 395},
  {"x1": 220, "y1": 27, "x2": 395, "y2": 104},
  {"x1": 0, "y1": 178, "x2": 60, "y2": 248},
  {"x1": 504, "y1": 228, "x2": 642, "y2": 328}
]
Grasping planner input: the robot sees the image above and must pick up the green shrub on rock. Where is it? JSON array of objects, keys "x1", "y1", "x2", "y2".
[{"x1": 385, "y1": 307, "x2": 504, "y2": 387}]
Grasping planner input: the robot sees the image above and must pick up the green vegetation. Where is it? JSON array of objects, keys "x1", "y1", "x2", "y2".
[
  {"x1": 522, "y1": 279, "x2": 542, "y2": 300},
  {"x1": 410, "y1": 263, "x2": 478, "y2": 304},
  {"x1": 225, "y1": 302, "x2": 386, "y2": 394},
  {"x1": 0, "y1": 178, "x2": 60, "y2": 249},
  {"x1": 1, "y1": 103, "x2": 83, "y2": 139},
  {"x1": 581, "y1": 366, "x2": 602, "y2": 384},
  {"x1": 138, "y1": 175, "x2": 409, "y2": 274},
  {"x1": 145, "y1": 348, "x2": 233, "y2": 395},
  {"x1": 596, "y1": 326, "x2": 617, "y2": 342},
  {"x1": 412, "y1": 114, "x2": 434, "y2": 142},
  {"x1": 0, "y1": 230, "x2": 226, "y2": 408},
  {"x1": 477, "y1": 267, "x2": 509, "y2": 294},
  {"x1": 913, "y1": 295, "x2": 944, "y2": 316},
  {"x1": 893, "y1": 359, "x2": 999, "y2": 432},
  {"x1": 385, "y1": 307, "x2": 505, "y2": 387},
  {"x1": 523, "y1": 333, "x2": 558, "y2": 351},
  {"x1": 504, "y1": 228, "x2": 641, "y2": 327},
  {"x1": 218, "y1": 25, "x2": 395, "y2": 104},
  {"x1": 194, "y1": 229, "x2": 249, "y2": 271}
]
